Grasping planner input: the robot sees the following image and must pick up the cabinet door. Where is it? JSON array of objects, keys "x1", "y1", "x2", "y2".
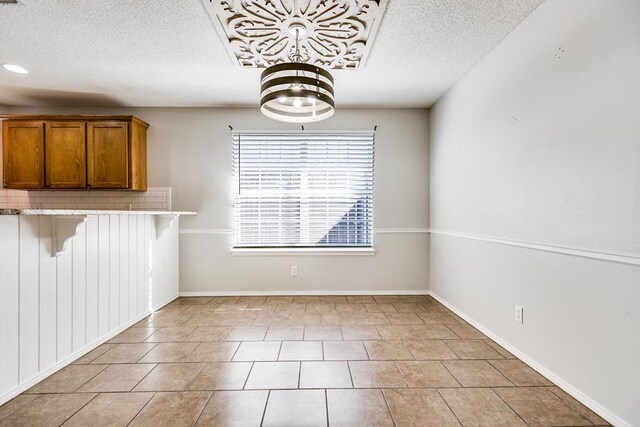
[
  {"x1": 45, "y1": 122, "x2": 87, "y2": 188},
  {"x1": 87, "y1": 121, "x2": 128, "y2": 189},
  {"x1": 2, "y1": 121, "x2": 45, "y2": 189}
]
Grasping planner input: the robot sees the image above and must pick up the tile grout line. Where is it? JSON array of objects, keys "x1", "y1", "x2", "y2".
[
  {"x1": 229, "y1": 340, "x2": 242, "y2": 362},
  {"x1": 490, "y1": 387, "x2": 533, "y2": 426},
  {"x1": 241, "y1": 362, "x2": 255, "y2": 390},
  {"x1": 436, "y1": 387, "x2": 465, "y2": 426},
  {"x1": 259, "y1": 389, "x2": 271, "y2": 427},
  {"x1": 128, "y1": 362, "x2": 159, "y2": 392},
  {"x1": 184, "y1": 362, "x2": 208, "y2": 391},
  {"x1": 439, "y1": 360, "x2": 464, "y2": 388},
  {"x1": 125, "y1": 391, "x2": 157, "y2": 427},
  {"x1": 67, "y1": 364, "x2": 110, "y2": 394},
  {"x1": 392, "y1": 361, "x2": 409, "y2": 388},
  {"x1": 346, "y1": 359, "x2": 355, "y2": 388},
  {"x1": 59, "y1": 391, "x2": 100, "y2": 425},
  {"x1": 192, "y1": 390, "x2": 214, "y2": 426},
  {"x1": 324, "y1": 388, "x2": 329, "y2": 427},
  {"x1": 380, "y1": 388, "x2": 398, "y2": 427}
]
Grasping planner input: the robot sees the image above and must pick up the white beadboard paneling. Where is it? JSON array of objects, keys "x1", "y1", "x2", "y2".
[
  {"x1": 85, "y1": 216, "x2": 99, "y2": 344},
  {"x1": 39, "y1": 216, "x2": 57, "y2": 370},
  {"x1": 119, "y1": 215, "x2": 129, "y2": 325},
  {"x1": 0, "y1": 216, "x2": 19, "y2": 393},
  {"x1": 137, "y1": 215, "x2": 145, "y2": 315},
  {"x1": 97, "y1": 216, "x2": 109, "y2": 337},
  {"x1": 145, "y1": 216, "x2": 153, "y2": 310},
  {"x1": 128, "y1": 216, "x2": 137, "y2": 319},
  {"x1": 56, "y1": 244, "x2": 73, "y2": 361},
  {"x1": 0, "y1": 213, "x2": 181, "y2": 406},
  {"x1": 18, "y1": 217, "x2": 39, "y2": 383},
  {"x1": 71, "y1": 223, "x2": 87, "y2": 352},
  {"x1": 109, "y1": 215, "x2": 119, "y2": 330}
]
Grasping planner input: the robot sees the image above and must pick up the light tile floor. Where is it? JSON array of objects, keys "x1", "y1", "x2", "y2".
[{"x1": 0, "y1": 295, "x2": 611, "y2": 426}]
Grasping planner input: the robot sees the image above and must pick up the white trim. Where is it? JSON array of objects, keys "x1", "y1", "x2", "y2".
[
  {"x1": 0, "y1": 294, "x2": 178, "y2": 407},
  {"x1": 375, "y1": 228, "x2": 430, "y2": 234},
  {"x1": 428, "y1": 291, "x2": 626, "y2": 427},
  {"x1": 179, "y1": 290, "x2": 429, "y2": 297},
  {"x1": 179, "y1": 228, "x2": 429, "y2": 235},
  {"x1": 230, "y1": 247, "x2": 376, "y2": 256},
  {"x1": 179, "y1": 229, "x2": 232, "y2": 235},
  {"x1": 430, "y1": 229, "x2": 640, "y2": 266}
]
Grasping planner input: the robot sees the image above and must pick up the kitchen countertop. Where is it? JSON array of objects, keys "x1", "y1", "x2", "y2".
[{"x1": 0, "y1": 209, "x2": 197, "y2": 216}]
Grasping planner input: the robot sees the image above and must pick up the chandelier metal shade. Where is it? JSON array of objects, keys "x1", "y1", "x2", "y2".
[
  {"x1": 260, "y1": 63, "x2": 335, "y2": 123},
  {"x1": 259, "y1": 24, "x2": 335, "y2": 123}
]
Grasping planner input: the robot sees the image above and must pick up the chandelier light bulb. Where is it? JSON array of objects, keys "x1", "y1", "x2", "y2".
[{"x1": 293, "y1": 97, "x2": 303, "y2": 108}]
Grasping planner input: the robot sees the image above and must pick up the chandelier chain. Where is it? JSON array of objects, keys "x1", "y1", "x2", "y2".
[{"x1": 292, "y1": 26, "x2": 302, "y2": 63}]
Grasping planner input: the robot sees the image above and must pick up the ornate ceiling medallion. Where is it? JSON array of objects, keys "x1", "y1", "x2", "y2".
[{"x1": 202, "y1": 0, "x2": 388, "y2": 69}]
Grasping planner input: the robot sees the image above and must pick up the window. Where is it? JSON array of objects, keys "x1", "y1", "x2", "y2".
[{"x1": 232, "y1": 132, "x2": 374, "y2": 248}]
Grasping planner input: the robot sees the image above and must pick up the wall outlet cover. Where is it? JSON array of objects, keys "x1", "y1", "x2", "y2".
[{"x1": 515, "y1": 305, "x2": 524, "y2": 323}]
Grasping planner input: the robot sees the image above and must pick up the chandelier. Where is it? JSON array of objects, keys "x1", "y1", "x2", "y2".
[{"x1": 260, "y1": 24, "x2": 335, "y2": 123}]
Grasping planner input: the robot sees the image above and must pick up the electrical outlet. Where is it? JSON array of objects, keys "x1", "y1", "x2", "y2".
[
  {"x1": 291, "y1": 266, "x2": 298, "y2": 277},
  {"x1": 515, "y1": 305, "x2": 523, "y2": 324}
]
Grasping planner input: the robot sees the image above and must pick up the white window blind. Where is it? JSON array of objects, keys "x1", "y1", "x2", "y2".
[{"x1": 232, "y1": 132, "x2": 374, "y2": 248}]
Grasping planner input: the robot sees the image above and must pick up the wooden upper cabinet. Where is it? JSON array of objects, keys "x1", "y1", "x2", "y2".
[
  {"x1": 45, "y1": 122, "x2": 86, "y2": 188},
  {"x1": 129, "y1": 119, "x2": 148, "y2": 191},
  {"x1": 2, "y1": 121, "x2": 45, "y2": 189},
  {"x1": 2, "y1": 115, "x2": 148, "y2": 190},
  {"x1": 87, "y1": 121, "x2": 129, "y2": 189}
]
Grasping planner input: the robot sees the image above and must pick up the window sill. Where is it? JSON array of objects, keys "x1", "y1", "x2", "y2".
[{"x1": 230, "y1": 248, "x2": 376, "y2": 256}]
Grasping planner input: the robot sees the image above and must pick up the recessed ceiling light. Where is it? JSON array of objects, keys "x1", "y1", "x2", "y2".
[{"x1": 2, "y1": 64, "x2": 28, "y2": 74}]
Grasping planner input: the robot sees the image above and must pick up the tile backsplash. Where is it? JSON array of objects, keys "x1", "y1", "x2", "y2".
[{"x1": 0, "y1": 187, "x2": 171, "y2": 211}]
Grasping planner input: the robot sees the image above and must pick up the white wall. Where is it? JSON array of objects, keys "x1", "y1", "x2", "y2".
[
  {"x1": 0, "y1": 214, "x2": 180, "y2": 405},
  {"x1": 429, "y1": 0, "x2": 640, "y2": 425},
  {"x1": 7, "y1": 107, "x2": 431, "y2": 294}
]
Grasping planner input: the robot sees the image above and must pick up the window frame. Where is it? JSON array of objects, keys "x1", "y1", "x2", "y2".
[{"x1": 231, "y1": 130, "x2": 375, "y2": 252}]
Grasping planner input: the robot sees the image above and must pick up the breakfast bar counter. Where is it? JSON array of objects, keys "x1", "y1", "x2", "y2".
[{"x1": 0, "y1": 209, "x2": 195, "y2": 404}]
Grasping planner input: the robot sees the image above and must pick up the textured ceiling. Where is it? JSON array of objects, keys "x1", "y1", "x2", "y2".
[{"x1": 0, "y1": 0, "x2": 544, "y2": 108}]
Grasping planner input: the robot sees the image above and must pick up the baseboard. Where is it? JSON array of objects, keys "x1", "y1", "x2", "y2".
[
  {"x1": 179, "y1": 290, "x2": 430, "y2": 297},
  {"x1": 0, "y1": 294, "x2": 179, "y2": 407},
  {"x1": 428, "y1": 291, "x2": 627, "y2": 427}
]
